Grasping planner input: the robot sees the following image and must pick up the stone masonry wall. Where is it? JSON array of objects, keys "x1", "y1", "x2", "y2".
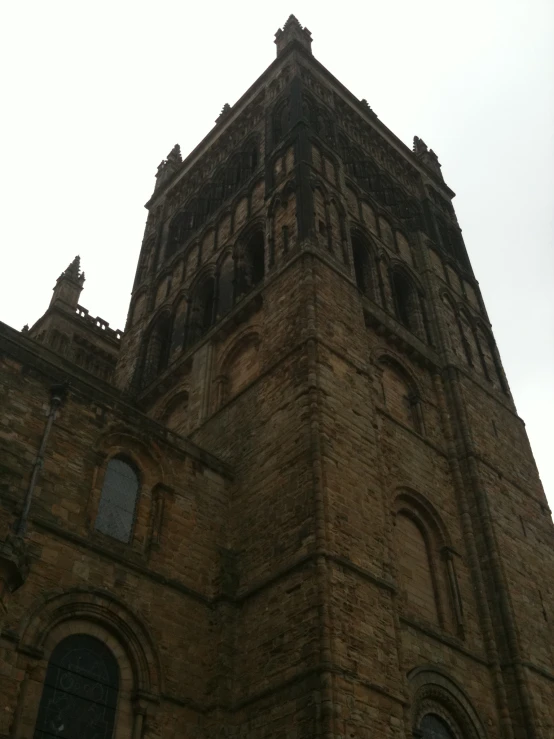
[{"x1": 0, "y1": 326, "x2": 231, "y2": 739}]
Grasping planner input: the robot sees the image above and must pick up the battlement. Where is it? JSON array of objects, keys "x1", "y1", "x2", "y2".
[{"x1": 74, "y1": 305, "x2": 123, "y2": 343}]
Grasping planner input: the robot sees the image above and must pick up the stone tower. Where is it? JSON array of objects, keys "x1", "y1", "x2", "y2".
[{"x1": 0, "y1": 15, "x2": 552, "y2": 739}]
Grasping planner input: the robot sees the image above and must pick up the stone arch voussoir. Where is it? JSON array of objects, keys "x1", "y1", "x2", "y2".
[
  {"x1": 408, "y1": 666, "x2": 487, "y2": 739},
  {"x1": 19, "y1": 588, "x2": 162, "y2": 698}
]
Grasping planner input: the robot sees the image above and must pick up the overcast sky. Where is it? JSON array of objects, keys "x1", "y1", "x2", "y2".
[{"x1": 1, "y1": 1, "x2": 553, "y2": 504}]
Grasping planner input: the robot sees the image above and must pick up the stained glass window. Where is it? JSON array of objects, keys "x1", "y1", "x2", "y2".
[
  {"x1": 34, "y1": 634, "x2": 119, "y2": 739},
  {"x1": 421, "y1": 713, "x2": 457, "y2": 739},
  {"x1": 95, "y1": 457, "x2": 139, "y2": 542}
]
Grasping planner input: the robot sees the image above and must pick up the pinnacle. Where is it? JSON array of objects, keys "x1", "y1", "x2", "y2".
[
  {"x1": 167, "y1": 144, "x2": 182, "y2": 163},
  {"x1": 275, "y1": 14, "x2": 312, "y2": 56},
  {"x1": 66, "y1": 255, "x2": 81, "y2": 275},
  {"x1": 283, "y1": 14, "x2": 302, "y2": 30},
  {"x1": 60, "y1": 255, "x2": 85, "y2": 284}
]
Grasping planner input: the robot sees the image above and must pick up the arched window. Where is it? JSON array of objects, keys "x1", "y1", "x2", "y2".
[
  {"x1": 167, "y1": 204, "x2": 199, "y2": 260},
  {"x1": 351, "y1": 233, "x2": 373, "y2": 297},
  {"x1": 226, "y1": 154, "x2": 242, "y2": 196},
  {"x1": 187, "y1": 276, "x2": 215, "y2": 346},
  {"x1": 420, "y1": 714, "x2": 457, "y2": 739},
  {"x1": 395, "y1": 513, "x2": 439, "y2": 625},
  {"x1": 236, "y1": 232, "x2": 265, "y2": 297},
  {"x1": 241, "y1": 145, "x2": 258, "y2": 175},
  {"x1": 380, "y1": 359, "x2": 422, "y2": 433},
  {"x1": 250, "y1": 146, "x2": 258, "y2": 171},
  {"x1": 95, "y1": 458, "x2": 139, "y2": 543},
  {"x1": 211, "y1": 178, "x2": 225, "y2": 213},
  {"x1": 143, "y1": 313, "x2": 172, "y2": 386},
  {"x1": 475, "y1": 324, "x2": 504, "y2": 390},
  {"x1": 391, "y1": 269, "x2": 421, "y2": 335},
  {"x1": 273, "y1": 101, "x2": 291, "y2": 142},
  {"x1": 217, "y1": 333, "x2": 261, "y2": 407},
  {"x1": 134, "y1": 239, "x2": 153, "y2": 287},
  {"x1": 216, "y1": 253, "x2": 235, "y2": 319},
  {"x1": 393, "y1": 492, "x2": 465, "y2": 636},
  {"x1": 410, "y1": 668, "x2": 485, "y2": 739},
  {"x1": 34, "y1": 634, "x2": 119, "y2": 739}
]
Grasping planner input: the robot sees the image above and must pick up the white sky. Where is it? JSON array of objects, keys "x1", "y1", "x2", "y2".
[{"x1": 1, "y1": 1, "x2": 553, "y2": 504}]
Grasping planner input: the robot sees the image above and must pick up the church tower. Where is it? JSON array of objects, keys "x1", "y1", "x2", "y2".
[
  {"x1": 111, "y1": 15, "x2": 553, "y2": 738},
  {"x1": 1, "y1": 16, "x2": 553, "y2": 739}
]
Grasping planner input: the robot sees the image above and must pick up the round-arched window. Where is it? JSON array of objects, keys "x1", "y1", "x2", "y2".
[
  {"x1": 95, "y1": 457, "x2": 140, "y2": 543},
  {"x1": 34, "y1": 634, "x2": 119, "y2": 739},
  {"x1": 420, "y1": 713, "x2": 457, "y2": 739}
]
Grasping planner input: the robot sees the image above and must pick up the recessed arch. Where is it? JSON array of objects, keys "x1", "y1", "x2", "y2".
[
  {"x1": 393, "y1": 488, "x2": 452, "y2": 549},
  {"x1": 235, "y1": 225, "x2": 265, "y2": 298},
  {"x1": 128, "y1": 286, "x2": 148, "y2": 328},
  {"x1": 392, "y1": 489, "x2": 464, "y2": 636},
  {"x1": 375, "y1": 352, "x2": 424, "y2": 434},
  {"x1": 272, "y1": 96, "x2": 291, "y2": 142},
  {"x1": 216, "y1": 248, "x2": 235, "y2": 320},
  {"x1": 142, "y1": 310, "x2": 172, "y2": 387},
  {"x1": 395, "y1": 511, "x2": 440, "y2": 625},
  {"x1": 160, "y1": 390, "x2": 190, "y2": 435},
  {"x1": 19, "y1": 588, "x2": 162, "y2": 698},
  {"x1": 186, "y1": 272, "x2": 216, "y2": 347},
  {"x1": 389, "y1": 264, "x2": 425, "y2": 337},
  {"x1": 93, "y1": 427, "x2": 166, "y2": 502},
  {"x1": 408, "y1": 667, "x2": 488, "y2": 739},
  {"x1": 351, "y1": 228, "x2": 376, "y2": 298},
  {"x1": 215, "y1": 328, "x2": 262, "y2": 407}
]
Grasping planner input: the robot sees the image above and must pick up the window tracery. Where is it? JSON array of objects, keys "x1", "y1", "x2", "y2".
[
  {"x1": 165, "y1": 141, "x2": 260, "y2": 262},
  {"x1": 339, "y1": 134, "x2": 424, "y2": 232}
]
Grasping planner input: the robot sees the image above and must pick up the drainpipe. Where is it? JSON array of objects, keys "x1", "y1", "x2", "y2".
[{"x1": 15, "y1": 383, "x2": 67, "y2": 537}]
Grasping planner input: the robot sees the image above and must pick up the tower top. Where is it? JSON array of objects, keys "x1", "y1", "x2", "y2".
[
  {"x1": 413, "y1": 136, "x2": 444, "y2": 181},
  {"x1": 155, "y1": 144, "x2": 182, "y2": 191},
  {"x1": 275, "y1": 15, "x2": 312, "y2": 57},
  {"x1": 58, "y1": 255, "x2": 85, "y2": 286},
  {"x1": 50, "y1": 255, "x2": 85, "y2": 310}
]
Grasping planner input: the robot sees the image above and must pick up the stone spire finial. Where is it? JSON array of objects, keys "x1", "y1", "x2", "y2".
[
  {"x1": 60, "y1": 256, "x2": 85, "y2": 286},
  {"x1": 166, "y1": 144, "x2": 182, "y2": 165},
  {"x1": 50, "y1": 256, "x2": 85, "y2": 310},
  {"x1": 275, "y1": 15, "x2": 312, "y2": 57},
  {"x1": 216, "y1": 103, "x2": 232, "y2": 124},
  {"x1": 360, "y1": 99, "x2": 377, "y2": 119},
  {"x1": 155, "y1": 144, "x2": 182, "y2": 191},
  {"x1": 283, "y1": 14, "x2": 302, "y2": 31},
  {"x1": 413, "y1": 136, "x2": 444, "y2": 181}
]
